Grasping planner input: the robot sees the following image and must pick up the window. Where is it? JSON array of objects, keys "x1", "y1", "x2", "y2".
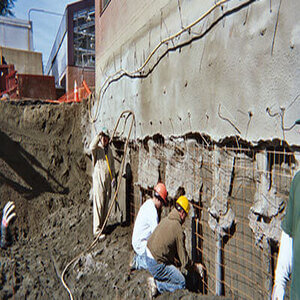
[{"x1": 73, "y1": 7, "x2": 95, "y2": 68}]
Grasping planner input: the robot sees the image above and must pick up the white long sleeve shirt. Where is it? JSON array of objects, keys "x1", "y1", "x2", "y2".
[
  {"x1": 132, "y1": 199, "x2": 158, "y2": 256},
  {"x1": 272, "y1": 230, "x2": 293, "y2": 300}
]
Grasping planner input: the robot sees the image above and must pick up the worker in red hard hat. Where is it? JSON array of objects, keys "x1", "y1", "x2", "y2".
[{"x1": 130, "y1": 183, "x2": 168, "y2": 271}]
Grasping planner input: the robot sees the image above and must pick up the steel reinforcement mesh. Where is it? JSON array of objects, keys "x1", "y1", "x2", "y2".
[
  {"x1": 128, "y1": 141, "x2": 296, "y2": 299},
  {"x1": 192, "y1": 147, "x2": 294, "y2": 299}
]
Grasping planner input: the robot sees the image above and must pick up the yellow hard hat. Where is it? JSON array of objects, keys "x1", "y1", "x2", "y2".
[{"x1": 176, "y1": 196, "x2": 190, "y2": 214}]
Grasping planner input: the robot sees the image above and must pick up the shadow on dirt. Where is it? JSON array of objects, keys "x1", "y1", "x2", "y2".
[{"x1": 0, "y1": 130, "x2": 68, "y2": 199}]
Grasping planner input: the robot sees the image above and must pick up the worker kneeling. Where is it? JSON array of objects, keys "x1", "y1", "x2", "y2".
[
  {"x1": 131, "y1": 183, "x2": 168, "y2": 270},
  {"x1": 145, "y1": 196, "x2": 204, "y2": 298}
]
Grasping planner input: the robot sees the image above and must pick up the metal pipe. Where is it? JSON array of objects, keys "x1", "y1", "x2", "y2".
[
  {"x1": 28, "y1": 8, "x2": 64, "y2": 21},
  {"x1": 139, "y1": 188, "x2": 143, "y2": 207},
  {"x1": 215, "y1": 228, "x2": 222, "y2": 296},
  {"x1": 0, "y1": 19, "x2": 31, "y2": 28},
  {"x1": 27, "y1": 8, "x2": 64, "y2": 51}
]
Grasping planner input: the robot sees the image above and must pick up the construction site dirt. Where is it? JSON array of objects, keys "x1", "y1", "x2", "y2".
[{"x1": 0, "y1": 101, "x2": 230, "y2": 300}]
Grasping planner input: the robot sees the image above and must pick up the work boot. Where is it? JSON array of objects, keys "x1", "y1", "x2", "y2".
[
  {"x1": 94, "y1": 230, "x2": 106, "y2": 242},
  {"x1": 194, "y1": 262, "x2": 205, "y2": 277},
  {"x1": 147, "y1": 276, "x2": 158, "y2": 299},
  {"x1": 98, "y1": 234, "x2": 106, "y2": 241},
  {"x1": 129, "y1": 251, "x2": 136, "y2": 271}
]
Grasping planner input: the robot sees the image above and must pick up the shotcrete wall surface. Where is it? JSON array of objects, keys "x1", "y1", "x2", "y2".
[
  {"x1": 92, "y1": 1, "x2": 299, "y2": 297},
  {"x1": 94, "y1": 0, "x2": 299, "y2": 145}
]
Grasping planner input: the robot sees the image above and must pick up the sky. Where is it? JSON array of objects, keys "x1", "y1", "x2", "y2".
[{"x1": 13, "y1": 0, "x2": 75, "y2": 68}]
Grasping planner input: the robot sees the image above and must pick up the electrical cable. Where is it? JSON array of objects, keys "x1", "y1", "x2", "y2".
[{"x1": 88, "y1": 0, "x2": 230, "y2": 123}]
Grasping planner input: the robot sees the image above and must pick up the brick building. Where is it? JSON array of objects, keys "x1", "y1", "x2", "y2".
[{"x1": 45, "y1": 0, "x2": 95, "y2": 93}]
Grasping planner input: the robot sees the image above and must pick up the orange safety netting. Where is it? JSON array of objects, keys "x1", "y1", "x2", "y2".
[
  {"x1": 58, "y1": 80, "x2": 91, "y2": 103},
  {"x1": 45, "y1": 80, "x2": 92, "y2": 104}
]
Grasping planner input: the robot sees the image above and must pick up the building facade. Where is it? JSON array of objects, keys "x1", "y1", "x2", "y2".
[
  {"x1": 0, "y1": 16, "x2": 33, "y2": 51},
  {"x1": 0, "y1": 16, "x2": 42, "y2": 75},
  {"x1": 45, "y1": 0, "x2": 95, "y2": 93}
]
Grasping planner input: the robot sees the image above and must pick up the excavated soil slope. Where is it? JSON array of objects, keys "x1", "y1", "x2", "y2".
[{"x1": 0, "y1": 101, "x2": 220, "y2": 299}]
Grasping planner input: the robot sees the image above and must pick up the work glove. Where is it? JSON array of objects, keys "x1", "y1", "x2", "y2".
[
  {"x1": 111, "y1": 178, "x2": 116, "y2": 189},
  {"x1": 194, "y1": 263, "x2": 205, "y2": 277},
  {"x1": 1, "y1": 201, "x2": 16, "y2": 249},
  {"x1": 272, "y1": 230, "x2": 293, "y2": 300}
]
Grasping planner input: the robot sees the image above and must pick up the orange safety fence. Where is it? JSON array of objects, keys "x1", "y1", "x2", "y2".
[
  {"x1": 44, "y1": 80, "x2": 92, "y2": 104},
  {"x1": 57, "y1": 80, "x2": 91, "y2": 103}
]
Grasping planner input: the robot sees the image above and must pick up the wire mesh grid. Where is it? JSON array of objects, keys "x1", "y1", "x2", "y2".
[
  {"x1": 191, "y1": 145, "x2": 295, "y2": 299},
  {"x1": 128, "y1": 140, "x2": 296, "y2": 299}
]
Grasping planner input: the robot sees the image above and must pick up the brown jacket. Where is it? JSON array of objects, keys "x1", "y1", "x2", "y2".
[{"x1": 147, "y1": 208, "x2": 192, "y2": 270}]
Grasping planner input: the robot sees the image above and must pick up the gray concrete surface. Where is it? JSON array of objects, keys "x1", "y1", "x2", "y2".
[
  {"x1": 93, "y1": 0, "x2": 299, "y2": 145},
  {"x1": 1, "y1": 46, "x2": 43, "y2": 75}
]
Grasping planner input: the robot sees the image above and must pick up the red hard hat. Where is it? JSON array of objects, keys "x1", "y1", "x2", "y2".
[{"x1": 154, "y1": 183, "x2": 168, "y2": 204}]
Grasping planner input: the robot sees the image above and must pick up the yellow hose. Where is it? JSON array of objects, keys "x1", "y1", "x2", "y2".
[{"x1": 105, "y1": 154, "x2": 113, "y2": 181}]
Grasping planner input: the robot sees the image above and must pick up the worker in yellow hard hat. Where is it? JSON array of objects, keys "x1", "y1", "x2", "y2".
[
  {"x1": 145, "y1": 195, "x2": 204, "y2": 298},
  {"x1": 176, "y1": 195, "x2": 190, "y2": 217}
]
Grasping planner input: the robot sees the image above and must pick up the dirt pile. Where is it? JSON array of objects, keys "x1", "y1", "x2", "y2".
[
  {"x1": 0, "y1": 101, "x2": 226, "y2": 299},
  {"x1": 0, "y1": 100, "x2": 91, "y2": 298}
]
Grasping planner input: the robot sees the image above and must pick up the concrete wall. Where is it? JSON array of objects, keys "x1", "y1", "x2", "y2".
[
  {"x1": 91, "y1": 1, "x2": 300, "y2": 297},
  {"x1": 1, "y1": 46, "x2": 42, "y2": 75},
  {"x1": 116, "y1": 135, "x2": 297, "y2": 298},
  {"x1": 94, "y1": 0, "x2": 299, "y2": 145},
  {"x1": 0, "y1": 16, "x2": 33, "y2": 51}
]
